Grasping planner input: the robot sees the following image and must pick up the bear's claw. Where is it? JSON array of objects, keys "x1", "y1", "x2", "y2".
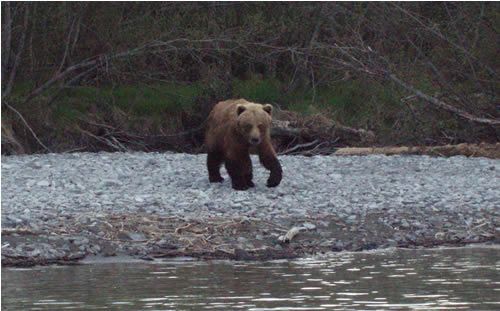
[
  {"x1": 209, "y1": 176, "x2": 224, "y2": 183},
  {"x1": 266, "y1": 178, "x2": 280, "y2": 187},
  {"x1": 232, "y1": 184, "x2": 250, "y2": 191}
]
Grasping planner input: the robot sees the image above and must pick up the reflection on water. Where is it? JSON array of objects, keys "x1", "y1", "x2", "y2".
[{"x1": 2, "y1": 246, "x2": 499, "y2": 310}]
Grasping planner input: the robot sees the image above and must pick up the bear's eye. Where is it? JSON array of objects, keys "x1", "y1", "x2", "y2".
[
  {"x1": 243, "y1": 124, "x2": 252, "y2": 131},
  {"x1": 258, "y1": 124, "x2": 265, "y2": 130}
]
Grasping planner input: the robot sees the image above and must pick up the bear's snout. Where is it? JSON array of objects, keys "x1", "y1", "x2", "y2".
[{"x1": 250, "y1": 137, "x2": 261, "y2": 145}]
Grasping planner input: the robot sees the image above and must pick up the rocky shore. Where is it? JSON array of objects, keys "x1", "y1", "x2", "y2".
[{"x1": 2, "y1": 152, "x2": 498, "y2": 266}]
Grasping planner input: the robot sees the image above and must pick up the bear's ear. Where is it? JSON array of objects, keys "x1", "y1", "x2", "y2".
[
  {"x1": 262, "y1": 104, "x2": 273, "y2": 115},
  {"x1": 236, "y1": 104, "x2": 246, "y2": 116}
]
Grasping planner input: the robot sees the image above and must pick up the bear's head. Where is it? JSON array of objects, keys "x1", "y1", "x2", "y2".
[{"x1": 236, "y1": 102, "x2": 273, "y2": 146}]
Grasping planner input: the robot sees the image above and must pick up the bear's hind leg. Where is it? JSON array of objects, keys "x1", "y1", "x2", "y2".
[
  {"x1": 247, "y1": 178, "x2": 255, "y2": 188},
  {"x1": 207, "y1": 151, "x2": 224, "y2": 183}
]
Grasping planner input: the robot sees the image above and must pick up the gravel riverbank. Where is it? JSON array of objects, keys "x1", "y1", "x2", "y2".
[{"x1": 2, "y1": 152, "x2": 499, "y2": 266}]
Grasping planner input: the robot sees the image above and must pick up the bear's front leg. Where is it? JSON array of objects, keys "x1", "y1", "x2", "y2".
[
  {"x1": 225, "y1": 155, "x2": 252, "y2": 191},
  {"x1": 263, "y1": 157, "x2": 282, "y2": 187},
  {"x1": 242, "y1": 154, "x2": 255, "y2": 188},
  {"x1": 258, "y1": 141, "x2": 282, "y2": 187}
]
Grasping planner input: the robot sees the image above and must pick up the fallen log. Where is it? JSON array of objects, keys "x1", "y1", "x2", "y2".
[
  {"x1": 278, "y1": 227, "x2": 304, "y2": 243},
  {"x1": 333, "y1": 143, "x2": 500, "y2": 159},
  {"x1": 271, "y1": 110, "x2": 375, "y2": 145}
]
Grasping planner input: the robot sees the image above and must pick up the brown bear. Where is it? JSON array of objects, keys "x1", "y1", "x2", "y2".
[{"x1": 205, "y1": 99, "x2": 282, "y2": 190}]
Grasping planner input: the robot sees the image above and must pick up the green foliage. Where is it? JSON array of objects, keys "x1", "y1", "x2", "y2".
[
  {"x1": 232, "y1": 78, "x2": 282, "y2": 104},
  {"x1": 50, "y1": 83, "x2": 204, "y2": 121},
  {"x1": 53, "y1": 103, "x2": 82, "y2": 125}
]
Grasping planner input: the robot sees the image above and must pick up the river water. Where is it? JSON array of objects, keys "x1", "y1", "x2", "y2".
[{"x1": 2, "y1": 246, "x2": 499, "y2": 310}]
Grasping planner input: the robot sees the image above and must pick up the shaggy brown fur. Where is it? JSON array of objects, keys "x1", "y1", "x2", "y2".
[{"x1": 205, "y1": 99, "x2": 282, "y2": 190}]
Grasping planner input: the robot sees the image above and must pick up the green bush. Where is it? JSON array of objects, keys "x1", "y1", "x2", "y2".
[{"x1": 232, "y1": 78, "x2": 282, "y2": 104}]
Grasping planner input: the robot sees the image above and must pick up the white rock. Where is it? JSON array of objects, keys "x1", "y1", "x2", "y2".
[{"x1": 36, "y1": 180, "x2": 50, "y2": 187}]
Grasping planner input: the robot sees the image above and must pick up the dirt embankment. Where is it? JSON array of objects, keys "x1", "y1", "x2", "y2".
[{"x1": 2, "y1": 212, "x2": 498, "y2": 267}]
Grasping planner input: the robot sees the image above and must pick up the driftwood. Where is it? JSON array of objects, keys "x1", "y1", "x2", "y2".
[
  {"x1": 334, "y1": 143, "x2": 500, "y2": 159},
  {"x1": 278, "y1": 227, "x2": 304, "y2": 243},
  {"x1": 270, "y1": 109, "x2": 499, "y2": 159},
  {"x1": 279, "y1": 139, "x2": 320, "y2": 155},
  {"x1": 271, "y1": 109, "x2": 375, "y2": 144},
  {"x1": 278, "y1": 223, "x2": 316, "y2": 243}
]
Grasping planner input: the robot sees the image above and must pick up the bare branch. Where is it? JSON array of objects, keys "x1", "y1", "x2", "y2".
[
  {"x1": 1, "y1": 2, "x2": 13, "y2": 79},
  {"x1": 56, "y1": 17, "x2": 76, "y2": 74},
  {"x1": 3, "y1": 102, "x2": 52, "y2": 152},
  {"x1": 22, "y1": 59, "x2": 97, "y2": 104},
  {"x1": 2, "y1": 5, "x2": 29, "y2": 100},
  {"x1": 391, "y1": 3, "x2": 497, "y2": 77},
  {"x1": 46, "y1": 64, "x2": 98, "y2": 105},
  {"x1": 388, "y1": 74, "x2": 500, "y2": 126}
]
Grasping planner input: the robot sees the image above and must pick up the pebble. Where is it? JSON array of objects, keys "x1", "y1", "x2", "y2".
[
  {"x1": 401, "y1": 219, "x2": 410, "y2": 229},
  {"x1": 36, "y1": 180, "x2": 50, "y2": 187},
  {"x1": 302, "y1": 223, "x2": 316, "y2": 230},
  {"x1": 73, "y1": 237, "x2": 89, "y2": 246},
  {"x1": 117, "y1": 231, "x2": 146, "y2": 241}
]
